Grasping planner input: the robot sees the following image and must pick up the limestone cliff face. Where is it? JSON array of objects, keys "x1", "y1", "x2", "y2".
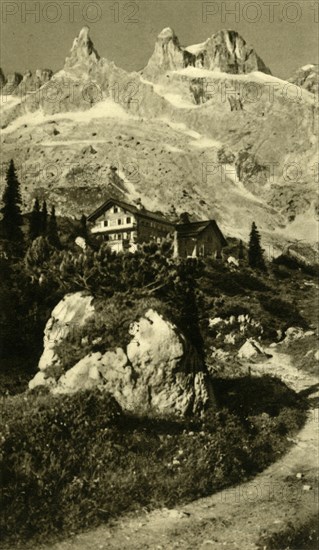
[
  {"x1": 13, "y1": 69, "x2": 53, "y2": 96},
  {"x1": 0, "y1": 68, "x2": 6, "y2": 89},
  {"x1": 64, "y1": 26, "x2": 100, "y2": 74},
  {"x1": 143, "y1": 27, "x2": 196, "y2": 78},
  {"x1": 29, "y1": 294, "x2": 214, "y2": 417},
  {"x1": 289, "y1": 64, "x2": 319, "y2": 95},
  {"x1": 1, "y1": 72, "x2": 23, "y2": 94},
  {"x1": 1, "y1": 26, "x2": 317, "y2": 252},
  {"x1": 143, "y1": 28, "x2": 270, "y2": 79},
  {"x1": 0, "y1": 68, "x2": 53, "y2": 96},
  {"x1": 187, "y1": 30, "x2": 271, "y2": 74}
]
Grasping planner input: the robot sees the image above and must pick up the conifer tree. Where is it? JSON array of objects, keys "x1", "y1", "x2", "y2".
[
  {"x1": 248, "y1": 222, "x2": 266, "y2": 270},
  {"x1": 0, "y1": 160, "x2": 24, "y2": 245},
  {"x1": 79, "y1": 214, "x2": 88, "y2": 239},
  {"x1": 41, "y1": 200, "x2": 48, "y2": 235},
  {"x1": 47, "y1": 205, "x2": 60, "y2": 248},
  {"x1": 238, "y1": 239, "x2": 244, "y2": 260},
  {"x1": 29, "y1": 198, "x2": 41, "y2": 241}
]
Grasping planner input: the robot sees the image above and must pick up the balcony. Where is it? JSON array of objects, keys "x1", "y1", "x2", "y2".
[{"x1": 91, "y1": 221, "x2": 137, "y2": 234}]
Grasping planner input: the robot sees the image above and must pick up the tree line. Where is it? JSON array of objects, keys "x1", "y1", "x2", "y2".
[
  {"x1": 0, "y1": 159, "x2": 266, "y2": 270},
  {"x1": 0, "y1": 160, "x2": 60, "y2": 253}
]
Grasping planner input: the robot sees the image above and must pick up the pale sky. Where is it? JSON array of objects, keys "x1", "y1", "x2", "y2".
[{"x1": 1, "y1": 0, "x2": 318, "y2": 79}]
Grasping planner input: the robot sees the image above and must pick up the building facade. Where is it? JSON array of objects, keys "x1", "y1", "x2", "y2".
[
  {"x1": 87, "y1": 198, "x2": 175, "y2": 253},
  {"x1": 87, "y1": 198, "x2": 227, "y2": 257},
  {"x1": 173, "y1": 220, "x2": 227, "y2": 258}
]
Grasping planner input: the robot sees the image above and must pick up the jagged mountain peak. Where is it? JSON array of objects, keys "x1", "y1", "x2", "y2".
[
  {"x1": 64, "y1": 26, "x2": 100, "y2": 71},
  {"x1": 158, "y1": 27, "x2": 176, "y2": 39},
  {"x1": 143, "y1": 27, "x2": 271, "y2": 78}
]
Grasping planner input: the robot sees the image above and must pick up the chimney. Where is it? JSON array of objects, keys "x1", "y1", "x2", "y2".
[
  {"x1": 135, "y1": 197, "x2": 145, "y2": 211},
  {"x1": 179, "y1": 212, "x2": 191, "y2": 224}
]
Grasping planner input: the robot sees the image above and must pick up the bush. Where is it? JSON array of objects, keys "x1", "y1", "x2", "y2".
[{"x1": 258, "y1": 295, "x2": 306, "y2": 329}]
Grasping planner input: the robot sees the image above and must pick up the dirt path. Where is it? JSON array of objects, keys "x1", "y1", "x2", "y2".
[{"x1": 38, "y1": 349, "x2": 319, "y2": 550}]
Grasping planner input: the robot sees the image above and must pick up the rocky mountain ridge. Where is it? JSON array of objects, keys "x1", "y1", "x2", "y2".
[
  {"x1": 288, "y1": 64, "x2": 319, "y2": 95},
  {"x1": 0, "y1": 68, "x2": 53, "y2": 95},
  {"x1": 143, "y1": 28, "x2": 271, "y2": 79},
  {"x1": 0, "y1": 26, "x2": 318, "y2": 255}
]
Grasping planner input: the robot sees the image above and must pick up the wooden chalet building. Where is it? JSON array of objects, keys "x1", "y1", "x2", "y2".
[
  {"x1": 87, "y1": 198, "x2": 227, "y2": 257},
  {"x1": 174, "y1": 219, "x2": 227, "y2": 258}
]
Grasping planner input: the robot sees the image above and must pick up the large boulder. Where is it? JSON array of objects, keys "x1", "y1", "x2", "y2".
[
  {"x1": 29, "y1": 295, "x2": 214, "y2": 416},
  {"x1": 37, "y1": 291, "x2": 95, "y2": 371},
  {"x1": 238, "y1": 338, "x2": 265, "y2": 360}
]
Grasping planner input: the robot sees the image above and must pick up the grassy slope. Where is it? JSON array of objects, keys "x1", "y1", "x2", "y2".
[{"x1": 0, "y1": 376, "x2": 307, "y2": 548}]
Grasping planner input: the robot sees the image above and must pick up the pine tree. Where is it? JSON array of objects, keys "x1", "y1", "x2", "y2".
[
  {"x1": 29, "y1": 198, "x2": 41, "y2": 241},
  {"x1": 238, "y1": 240, "x2": 244, "y2": 260},
  {"x1": 41, "y1": 200, "x2": 48, "y2": 235},
  {"x1": 248, "y1": 222, "x2": 266, "y2": 270},
  {"x1": 0, "y1": 160, "x2": 24, "y2": 244},
  {"x1": 47, "y1": 206, "x2": 60, "y2": 248},
  {"x1": 79, "y1": 214, "x2": 88, "y2": 239}
]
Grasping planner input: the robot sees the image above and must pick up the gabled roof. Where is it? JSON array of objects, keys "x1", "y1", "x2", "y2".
[
  {"x1": 88, "y1": 197, "x2": 227, "y2": 246},
  {"x1": 87, "y1": 197, "x2": 174, "y2": 226},
  {"x1": 176, "y1": 220, "x2": 227, "y2": 246}
]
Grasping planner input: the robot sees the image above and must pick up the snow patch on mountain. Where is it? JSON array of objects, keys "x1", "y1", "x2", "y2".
[
  {"x1": 0, "y1": 96, "x2": 21, "y2": 112},
  {"x1": 189, "y1": 136, "x2": 221, "y2": 149},
  {"x1": 1, "y1": 98, "x2": 134, "y2": 134},
  {"x1": 185, "y1": 42, "x2": 207, "y2": 56},
  {"x1": 139, "y1": 76, "x2": 197, "y2": 109}
]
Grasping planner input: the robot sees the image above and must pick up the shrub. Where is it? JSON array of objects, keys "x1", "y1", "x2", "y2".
[{"x1": 258, "y1": 295, "x2": 306, "y2": 329}]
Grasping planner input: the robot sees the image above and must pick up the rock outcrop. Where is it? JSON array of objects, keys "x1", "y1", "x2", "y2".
[
  {"x1": 63, "y1": 26, "x2": 100, "y2": 74},
  {"x1": 143, "y1": 27, "x2": 196, "y2": 78},
  {"x1": 37, "y1": 291, "x2": 95, "y2": 371},
  {"x1": 1, "y1": 72, "x2": 23, "y2": 94},
  {"x1": 143, "y1": 28, "x2": 270, "y2": 79},
  {"x1": 238, "y1": 338, "x2": 266, "y2": 360},
  {"x1": 13, "y1": 68, "x2": 53, "y2": 96},
  {"x1": 0, "y1": 68, "x2": 6, "y2": 89},
  {"x1": 29, "y1": 295, "x2": 214, "y2": 417},
  {"x1": 288, "y1": 64, "x2": 319, "y2": 95},
  {"x1": 186, "y1": 30, "x2": 271, "y2": 74}
]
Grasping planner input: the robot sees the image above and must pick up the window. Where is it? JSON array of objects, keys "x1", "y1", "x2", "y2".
[
  {"x1": 113, "y1": 206, "x2": 118, "y2": 213},
  {"x1": 103, "y1": 220, "x2": 108, "y2": 227},
  {"x1": 118, "y1": 219, "x2": 122, "y2": 225},
  {"x1": 118, "y1": 233, "x2": 122, "y2": 240},
  {"x1": 126, "y1": 217, "x2": 131, "y2": 224}
]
